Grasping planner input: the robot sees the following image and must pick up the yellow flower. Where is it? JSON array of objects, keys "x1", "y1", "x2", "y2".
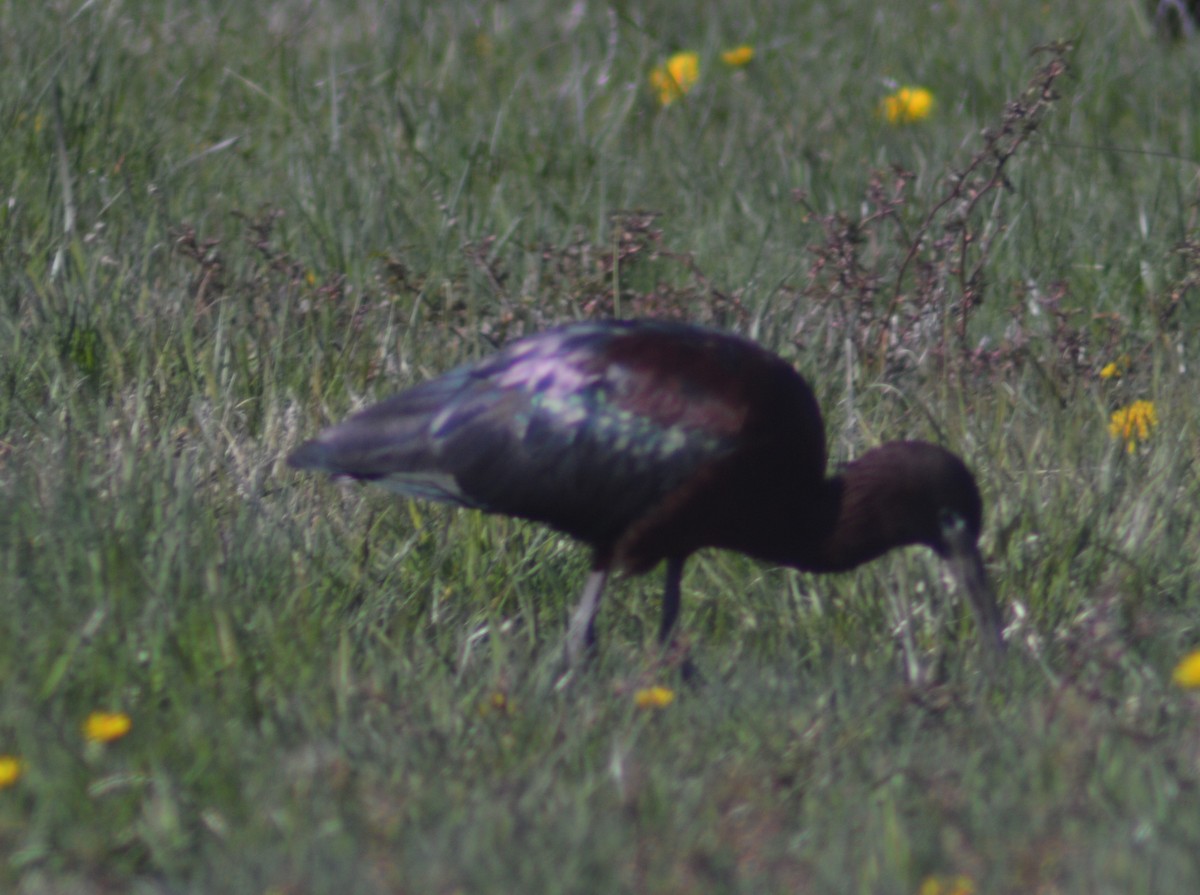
[
  {"x1": 880, "y1": 86, "x2": 935, "y2": 124},
  {"x1": 721, "y1": 45, "x2": 755, "y2": 68},
  {"x1": 649, "y1": 52, "x2": 700, "y2": 106},
  {"x1": 0, "y1": 756, "x2": 23, "y2": 789},
  {"x1": 83, "y1": 711, "x2": 132, "y2": 743},
  {"x1": 1173, "y1": 650, "x2": 1200, "y2": 688},
  {"x1": 1099, "y1": 354, "x2": 1131, "y2": 380},
  {"x1": 478, "y1": 690, "x2": 514, "y2": 717},
  {"x1": 918, "y1": 874, "x2": 976, "y2": 895},
  {"x1": 1108, "y1": 400, "x2": 1158, "y2": 453},
  {"x1": 634, "y1": 685, "x2": 676, "y2": 709}
]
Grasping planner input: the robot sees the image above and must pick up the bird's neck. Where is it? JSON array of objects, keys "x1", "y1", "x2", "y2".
[{"x1": 783, "y1": 455, "x2": 926, "y2": 573}]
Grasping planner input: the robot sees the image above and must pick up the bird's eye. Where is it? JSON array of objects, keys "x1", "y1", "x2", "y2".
[{"x1": 938, "y1": 508, "x2": 965, "y2": 536}]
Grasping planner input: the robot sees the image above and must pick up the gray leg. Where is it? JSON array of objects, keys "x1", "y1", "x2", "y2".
[
  {"x1": 657, "y1": 557, "x2": 685, "y2": 644},
  {"x1": 564, "y1": 568, "x2": 608, "y2": 667}
]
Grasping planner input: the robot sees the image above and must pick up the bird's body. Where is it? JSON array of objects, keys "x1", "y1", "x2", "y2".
[{"x1": 289, "y1": 320, "x2": 1004, "y2": 663}]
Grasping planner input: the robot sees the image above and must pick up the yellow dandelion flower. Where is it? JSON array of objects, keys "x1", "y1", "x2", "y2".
[
  {"x1": 880, "y1": 86, "x2": 935, "y2": 124},
  {"x1": 83, "y1": 711, "x2": 132, "y2": 743},
  {"x1": 1099, "y1": 354, "x2": 1131, "y2": 380},
  {"x1": 649, "y1": 52, "x2": 700, "y2": 106},
  {"x1": 918, "y1": 874, "x2": 976, "y2": 895},
  {"x1": 1172, "y1": 650, "x2": 1200, "y2": 689},
  {"x1": 0, "y1": 756, "x2": 23, "y2": 789},
  {"x1": 478, "y1": 690, "x2": 514, "y2": 717},
  {"x1": 721, "y1": 45, "x2": 755, "y2": 68},
  {"x1": 1108, "y1": 400, "x2": 1158, "y2": 453},
  {"x1": 634, "y1": 685, "x2": 676, "y2": 709}
]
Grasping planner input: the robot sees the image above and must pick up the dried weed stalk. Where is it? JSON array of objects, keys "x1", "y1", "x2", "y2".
[
  {"x1": 463, "y1": 210, "x2": 747, "y2": 337},
  {"x1": 796, "y1": 42, "x2": 1072, "y2": 378}
]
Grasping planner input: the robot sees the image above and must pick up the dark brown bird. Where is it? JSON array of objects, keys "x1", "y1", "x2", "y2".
[{"x1": 288, "y1": 320, "x2": 1005, "y2": 665}]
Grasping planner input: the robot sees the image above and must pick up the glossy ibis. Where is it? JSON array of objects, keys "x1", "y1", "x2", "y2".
[{"x1": 288, "y1": 320, "x2": 1005, "y2": 666}]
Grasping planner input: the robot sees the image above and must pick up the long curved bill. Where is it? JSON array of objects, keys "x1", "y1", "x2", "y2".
[{"x1": 941, "y1": 520, "x2": 1006, "y2": 658}]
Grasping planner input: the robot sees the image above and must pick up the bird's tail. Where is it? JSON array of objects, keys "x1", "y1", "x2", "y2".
[{"x1": 287, "y1": 382, "x2": 480, "y2": 506}]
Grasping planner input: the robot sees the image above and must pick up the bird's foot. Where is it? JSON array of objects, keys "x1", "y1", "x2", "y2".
[
  {"x1": 656, "y1": 635, "x2": 704, "y2": 687},
  {"x1": 554, "y1": 630, "x2": 597, "y2": 691}
]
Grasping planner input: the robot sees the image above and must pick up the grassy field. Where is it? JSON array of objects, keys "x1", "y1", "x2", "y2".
[{"x1": 3, "y1": 1, "x2": 1200, "y2": 892}]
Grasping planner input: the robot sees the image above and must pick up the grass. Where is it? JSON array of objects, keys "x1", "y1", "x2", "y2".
[{"x1": 3, "y1": 1, "x2": 1200, "y2": 891}]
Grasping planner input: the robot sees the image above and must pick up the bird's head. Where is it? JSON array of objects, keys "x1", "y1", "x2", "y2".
[
  {"x1": 902, "y1": 443, "x2": 983, "y2": 557},
  {"x1": 836, "y1": 441, "x2": 1004, "y2": 654}
]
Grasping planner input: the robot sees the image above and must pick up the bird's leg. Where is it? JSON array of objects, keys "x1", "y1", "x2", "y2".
[
  {"x1": 564, "y1": 567, "x2": 609, "y2": 667},
  {"x1": 657, "y1": 556, "x2": 685, "y2": 645},
  {"x1": 657, "y1": 556, "x2": 702, "y2": 684}
]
